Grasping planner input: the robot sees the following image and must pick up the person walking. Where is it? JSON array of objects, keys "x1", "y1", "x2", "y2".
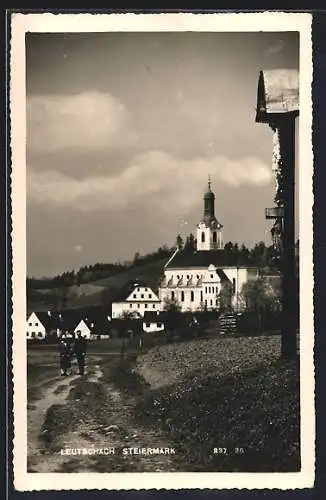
[
  {"x1": 59, "y1": 337, "x2": 73, "y2": 376},
  {"x1": 74, "y1": 331, "x2": 87, "y2": 375}
]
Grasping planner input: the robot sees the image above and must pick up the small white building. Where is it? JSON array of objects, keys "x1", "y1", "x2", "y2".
[
  {"x1": 26, "y1": 312, "x2": 46, "y2": 340},
  {"x1": 142, "y1": 311, "x2": 165, "y2": 333},
  {"x1": 26, "y1": 311, "x2": 60, "y2": 340},
  {"x1": 111, "y1": 282, "x2": 161, "y2": 319},
  {"x1": 74, "y1": 319, "x2": 93, "y2": 339}
]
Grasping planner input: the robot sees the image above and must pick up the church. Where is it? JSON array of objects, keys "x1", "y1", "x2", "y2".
[{"x1": 158, "y1": 179, "x2": 259, "y2": 312}]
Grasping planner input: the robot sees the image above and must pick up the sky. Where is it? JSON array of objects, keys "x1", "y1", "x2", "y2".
[{"x1": 26, "y1": 31, "x2": 299, "y2": 278}]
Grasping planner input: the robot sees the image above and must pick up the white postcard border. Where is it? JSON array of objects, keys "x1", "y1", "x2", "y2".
[{"x1": 10, "y1": 11, "x2": 315, "y2": 491}]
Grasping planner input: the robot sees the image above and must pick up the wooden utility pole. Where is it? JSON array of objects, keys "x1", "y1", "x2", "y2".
[
  {"x1": 277, "y1": 119, "x2": 297, "y2": 359},
  {"x1": 256, "y1": 70, "x2": 299, "y2": 360}
]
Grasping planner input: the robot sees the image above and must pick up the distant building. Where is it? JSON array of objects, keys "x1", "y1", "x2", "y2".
[
  {"x1": 74, "y1": 319, "x2": 93, "y2": 339},
  {"x1": 159, "y1": 179, "x2": 259, "y2": 312},
  {"x1": 142, "y1": 311, "x2": 165, "y2": 333},
  {"x1": 111, "y1": 281, "x2": 161, "y2": 318},
  {"x1": 26, "y1": 311, "x2": 61, "y2": 340}
]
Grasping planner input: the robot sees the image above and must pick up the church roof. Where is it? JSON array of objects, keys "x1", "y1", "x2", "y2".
[
  {"x1": 165, "y1": 249, "x2": 255, "y2": 269},
  {"x1": 204, "y1": 188, "x2": 215, "y2": 200}
]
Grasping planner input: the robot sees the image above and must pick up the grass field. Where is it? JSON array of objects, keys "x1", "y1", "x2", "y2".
[{"x1": 27, "y1": 333, "x2": 300, "y2": 473}]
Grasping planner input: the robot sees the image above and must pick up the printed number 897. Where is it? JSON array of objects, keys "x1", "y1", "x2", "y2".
[{"x1": 213, "y1": 448, "x2": 227, "y2": 454}]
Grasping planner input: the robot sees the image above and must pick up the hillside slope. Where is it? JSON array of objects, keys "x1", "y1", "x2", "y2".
[{"x1": 28, "y1": 257, "x2": 168, "y2": 313}]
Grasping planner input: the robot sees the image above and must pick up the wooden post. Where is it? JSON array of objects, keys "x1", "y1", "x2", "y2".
[
  {"x1": 277, "y1": 118, "x2": 297, "y2": 359},
  {"x1": 256, "y1": 69, "x2": 299, "y2": 360}
]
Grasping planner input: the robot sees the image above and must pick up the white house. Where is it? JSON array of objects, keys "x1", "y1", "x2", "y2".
[
  {"x1": 142, "y1": 311, "x2": 165, "y2": 333},
  {"x1": 74, "y1": 319, "x2": 93, "y2": 339},
  {"x1": 111, "y1": 282, "x2": 161, "y2": 319},
  {"x1": 26, "y1": 311, "x2": 61, "y2": 340},
  {"x1": 159, "y1": 180, "x2": 259, "y2": 312}
]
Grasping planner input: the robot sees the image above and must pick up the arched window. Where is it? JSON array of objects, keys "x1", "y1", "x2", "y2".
[
  {"x1": 190, "y1": 291, "x2": 194, "y2": 302},
  {"x1": 213, "y1": 231, "x2": 217, "y2": 243},
  {"x1": 171, "y1": 291, "x2": 175, "y2": 300},
  {"x1": 200, "y1": 291, "x2": 203, "y2": 302},
  {"x1": 232, "y1": 278, "x2": 236, "y2": 293},
  {"x1": 181, "y1": 291, "x2": 185, "y2": 302},
  {"x1": 201, "y1": 232, "x2": 205, "y2": 243}
]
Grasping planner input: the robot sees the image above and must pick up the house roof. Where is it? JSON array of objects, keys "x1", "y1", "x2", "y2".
[
  {"x1": 29, "y1": 311, "x2": 64, "y2": 331},
  {"x1": 143, "y1": 311, "x2": 164, "y2": 323},
  {"x1": 216, "y1": 269, "x2": 231, "y2": 282},
  {"x1": 165, "y1": 249, "x2": 255, "y2": 270},
  {"x1": 114, "y1": 279, "x2": 158, "y2": 302},
  {"x1": 256, "y1": 69, "x2": 299, "y2": 122}
]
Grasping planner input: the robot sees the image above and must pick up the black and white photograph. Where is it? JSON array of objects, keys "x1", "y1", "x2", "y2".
[{"x1": 10, "y1": 12, "x2": 314, "y2": 491}]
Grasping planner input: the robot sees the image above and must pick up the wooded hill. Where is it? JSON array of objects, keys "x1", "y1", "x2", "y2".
[{"x1": 27, "y1": 237, "x2": 298, "y2": 314}]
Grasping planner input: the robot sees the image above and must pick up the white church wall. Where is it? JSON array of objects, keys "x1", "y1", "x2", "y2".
[
  {"x1": 222, "y1": 267, "x2": 248, "y2": 296},
  {"x1": 196, "y1": 223, "x2": 222, "y2": 251}
]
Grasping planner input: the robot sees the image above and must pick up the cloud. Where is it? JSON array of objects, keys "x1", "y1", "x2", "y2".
[
  {"x1": 266, "y1": 40, "x2": 284, "y2": 54},
  {"x1": 27, "y1": 91, "x2": 137, "y2": 153},
  {"x1": 27, "y1": 150, "x2": 272, "y2": 213}
]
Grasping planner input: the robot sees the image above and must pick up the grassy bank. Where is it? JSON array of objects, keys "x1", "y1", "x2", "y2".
[
  {"x1": 135, "y1": 357, "x2": 300, "y2": 472},
  {"x1": 128, "y1": 336, "x2": 300, "y2": 472}
]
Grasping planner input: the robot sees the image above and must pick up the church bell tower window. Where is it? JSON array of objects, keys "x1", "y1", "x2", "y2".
[
  {"x1": 201, "y1": 232, "x2": 205, "y2": 243},
  {"x1": 213, "y1": 231, "x2": 217, "y2": 243}
]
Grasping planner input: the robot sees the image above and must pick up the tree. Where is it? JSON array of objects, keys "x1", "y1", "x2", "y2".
[
  {"x1": 176, "y1": 234, "x2": 184, "y2": 250},
  {"x1": 121, "y1": 310, "x2": 136, "y2": 320},
  {"x1": 163, "y1": 296, "x2": 182, "y2": 313},
  {"x1": 219, "y1": 281, "x2": 234, "y2": 312},
  {"x1": 162, "y1": 296, "x2": 183, "y2": 335},
  {"x1": 224, "y1": 241, "x2": 234, "y2": 253},
  {"x1": 239, "y1": 244, "x2": 250, "y2": 265},
  {"x1": 241, "y1": 278, "x2": 281, "y2": 328},
  {"x1": 184, "y1": 233, "x2": 195, "y2": 253},
  {"x1": 133, "y1": 252, "x2": 141, "y2": 266}
]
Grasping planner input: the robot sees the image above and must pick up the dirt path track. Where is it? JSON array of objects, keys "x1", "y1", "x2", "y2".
[{"x1": 27, "y1": 356, "x2": 176, "y2": 473}]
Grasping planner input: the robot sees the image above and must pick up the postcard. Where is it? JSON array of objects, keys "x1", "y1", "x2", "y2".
[{"x1": 10, "y1": 11, "x2": 314, "y2": 491}]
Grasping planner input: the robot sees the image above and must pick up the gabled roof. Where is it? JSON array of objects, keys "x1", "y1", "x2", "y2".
[
  {"x1": 113, "y1": 279, "x2": 147, "y2": 302},
  {"x1": 165, "y1": 249, "x2": 254, "y2": 269},
  {"x1": 216, "y1": 269, "x2": 231, "y2": 283},
  {"x1": 114, "y1": 280, "x2": 159, "y2": 302},
  {"x1": 28, "y1": 311, "x2": 63, "y2": 331},
  {"x1": 143, "y1": 311, "x2": 164, "y2": 323}
]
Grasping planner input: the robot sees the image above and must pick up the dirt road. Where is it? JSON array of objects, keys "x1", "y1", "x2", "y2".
[{"x1": 27, "y1": 355, "x2": 177, "y2": 473}]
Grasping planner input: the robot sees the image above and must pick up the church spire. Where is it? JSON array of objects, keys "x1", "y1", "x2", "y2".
[
  {"x1": 196, "y1": 177, "x2": 223, "y2": 251},
  {"x1": 203, "y1": 176, "x2": 215, "y2": 224},
  {"x1": 208, "y1": 174, "x2": 212, "y2": 191}
]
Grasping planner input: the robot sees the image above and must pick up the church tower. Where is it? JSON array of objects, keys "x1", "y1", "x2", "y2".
[{"x1": 196, "y1": 177, "x2": 223, "y2": 251}]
